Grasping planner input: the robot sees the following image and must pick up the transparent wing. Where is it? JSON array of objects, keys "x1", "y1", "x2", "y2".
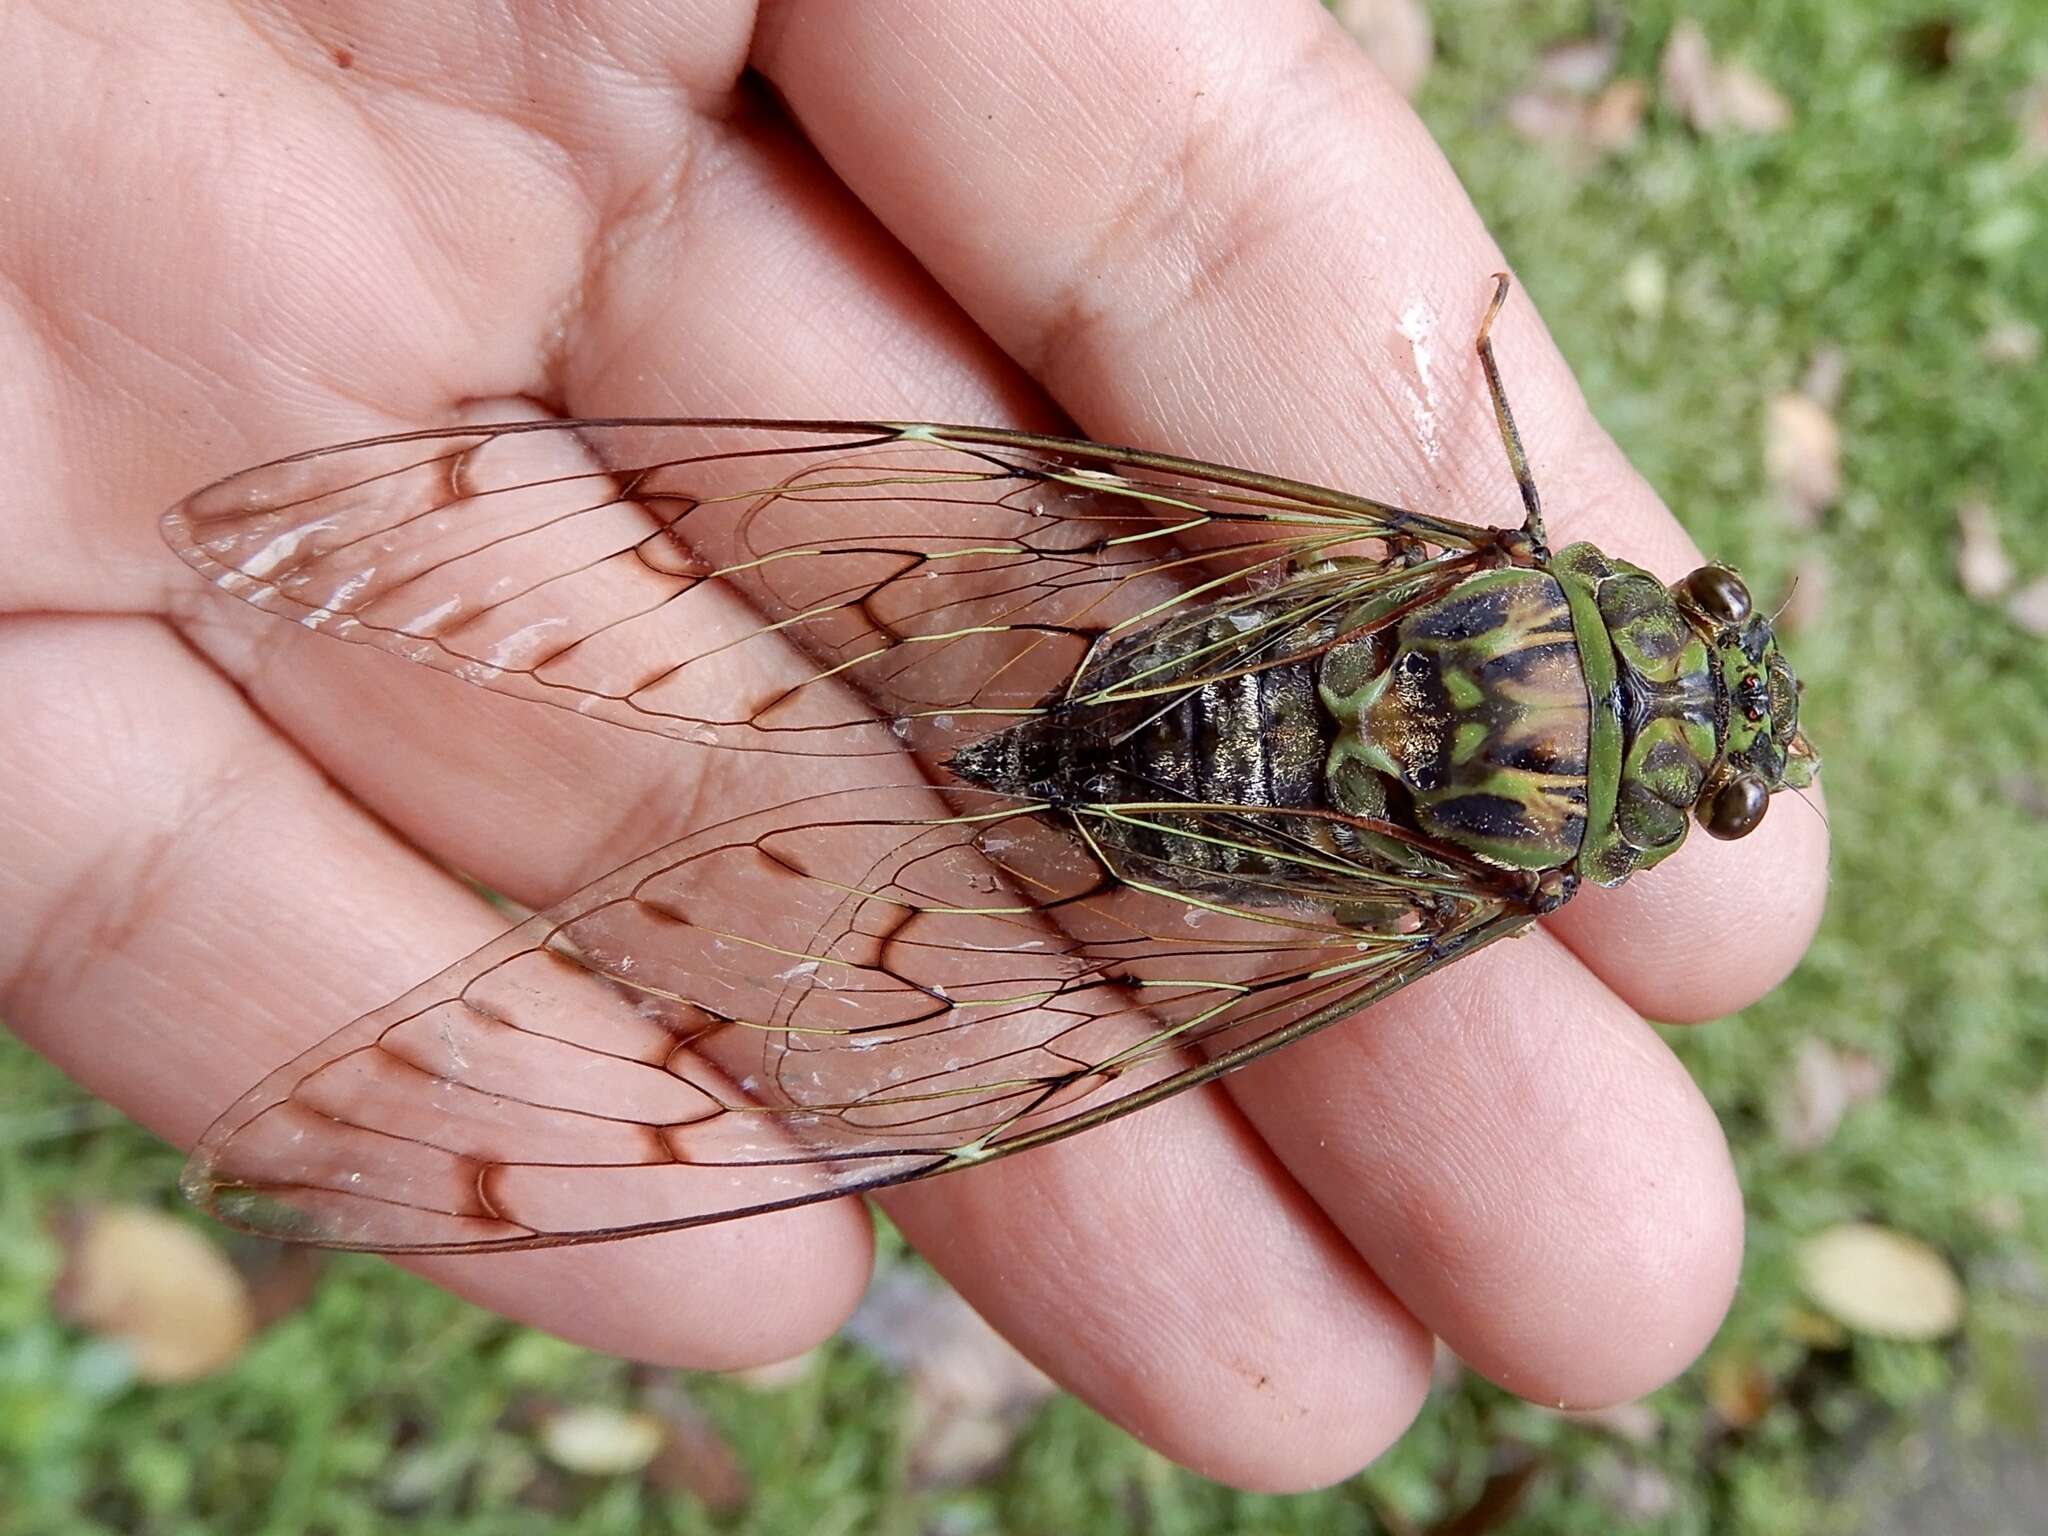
[
  {"x1": 184, "y1": 783, "x2": 1539, "y2": 1252},
  {"x1": 162, "y1": 418, "x2": 1507, "y2": 760}
]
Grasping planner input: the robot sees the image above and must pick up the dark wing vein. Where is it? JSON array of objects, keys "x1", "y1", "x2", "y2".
[
  {"x1": 183, "y1": 784, "x2": 1536, "y2": 1252},
  {"x1": 162, "y1": 418, "x2": 1505, "y2": 761}
]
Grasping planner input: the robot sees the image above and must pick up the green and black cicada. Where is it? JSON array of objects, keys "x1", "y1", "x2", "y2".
[{"x1": 164, "y1": 279, "x2": 1816, "y2": 1252}]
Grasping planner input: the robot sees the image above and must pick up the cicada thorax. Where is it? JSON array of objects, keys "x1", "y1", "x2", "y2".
[
  {"x1": 1319, "y1": 568, "x2": 1592, "y2": 872},
  {"x1": 946, "y1": 538, "x2": 1743, "y2": 905}
]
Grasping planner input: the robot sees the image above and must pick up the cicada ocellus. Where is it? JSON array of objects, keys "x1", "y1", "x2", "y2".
[{"x1": 164, "y1": 278, "x2": 1816, "y2": 1252}]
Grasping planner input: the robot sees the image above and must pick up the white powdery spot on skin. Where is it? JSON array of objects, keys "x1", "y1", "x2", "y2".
[{"x1": 1397, "y1": 297, "x2": 1442, "y2": 464}]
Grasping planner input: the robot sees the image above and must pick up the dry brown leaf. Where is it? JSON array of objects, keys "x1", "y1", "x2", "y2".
[
  {"x1": 1999, "y1": 774, "x2": 2048, "y2": 821},
  {"x1": 1773, "y1": 1037, "x2": 1887, "y2": 1153},
  {"x1": 1660, "y1": 20, "x2": 1719, "y2": 126},
  {"x1": 1506, "y1": 88, "x2": 1589, "y2": 145},
  {"x1": 1585, "y1": 78, "x2": 1650, "y2": 151},
  {"x1": 1535, "y1": 34, "x2": 1619, "y2": 95},
  {"x1": 1714, "y1": 64, "x2": 1795, "y2": 133},
  {"x1": 1799, "y1": 345, "x2": 1849, "y2": 411},
  {"x1": 1796, "y1": 1223, "x2": 1965, "y2": 1341},
  {"x1": 1507, "y1": 78, "x2": 1646, "y2": 160},
  {"x1": 1660, "y1": 21, "x2": 1793, "y2": 135},
  {"x1": 2008, "y1": 575, "x2": 2048, "y2": 637},
  {"x1": 1705, "y1": 1351, "x2": 1775, "y2": 1428},
  {"x1": 2017, "y1": 75, "x2": 2048, "y2": 163},
  {"x1": 1765, "y1": 392, "x2": 1841, "y2": 526},
  {"x1": 641, "y1": 1383, "x2": 748, "y2": 1512},
  {"x1": 537, "y1": 1404, "x2": 668, "y2": 1477},
  {"x1": 1774, "y1": 555, "x2": 1831, "y2": 635},
  {"x1": 844, "y1": 1267, "x2": 1056, "y2": 1487},
  {"x1": 1426, "y1": 1458, "x2": 1545, "y2": 1535},
  {"x1": 1981, "y1": 320, "x2": 2043, "y2": 367},
  {"x1": 1955, "y1": 500, "x2": 2016, "y2": 601},
  {"x1": 1334, "y1": 0, "x2": 1434, "y2": 99},
  {"x1": 53, "y1": 1205, "x2": 254, "y2": 1382}
]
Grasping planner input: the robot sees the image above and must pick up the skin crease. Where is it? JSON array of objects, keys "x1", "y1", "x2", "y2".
[{"x1": 0, "y1": 0, "x2": 1828, "y2": 1494}]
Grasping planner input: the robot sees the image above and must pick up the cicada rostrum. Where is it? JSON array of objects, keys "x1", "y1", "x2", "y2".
[{"x1": 164, "y1": 278, "x2": 1817, "y2": 1252}]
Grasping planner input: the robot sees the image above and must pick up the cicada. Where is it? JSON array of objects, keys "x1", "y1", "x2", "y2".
[{"x1": 164, "y1": 278, "x2": 1816, "y2": 1253}]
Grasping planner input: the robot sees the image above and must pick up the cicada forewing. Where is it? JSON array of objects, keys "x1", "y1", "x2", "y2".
[{"x1": 165, "y1": 418, "x2": 1544, "y2": 1252}]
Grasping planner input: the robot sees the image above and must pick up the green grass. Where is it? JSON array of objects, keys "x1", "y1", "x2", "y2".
[{"x1": 6, "y1": 1, "x2": 2047, "y2": 1531}]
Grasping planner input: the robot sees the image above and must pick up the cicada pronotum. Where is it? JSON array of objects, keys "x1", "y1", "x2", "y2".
[{"x1": 163, "y1": 278, "x2": 1817, "y2": 1253}]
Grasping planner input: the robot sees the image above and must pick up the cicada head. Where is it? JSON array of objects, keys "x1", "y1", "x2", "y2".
[{"x1": 1671, "y1": 565, "x2": 1819, "y2": 840}]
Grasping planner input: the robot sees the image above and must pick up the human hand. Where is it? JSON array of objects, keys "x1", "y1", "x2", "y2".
[{"x1": 0, "y1": 0, "x2": 1826, "y2": 1490}]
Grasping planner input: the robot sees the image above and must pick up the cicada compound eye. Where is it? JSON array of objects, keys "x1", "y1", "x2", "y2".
[
  {"x1": 1678, "y1": 565, "x2": 1753, "y2": 625},
  {"x1": 1701, "y1": 774, "x2": 1769, "y2": 840}
]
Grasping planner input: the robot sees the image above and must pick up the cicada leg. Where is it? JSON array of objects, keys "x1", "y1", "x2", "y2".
[{"x1": 1476, "y1": 273, "x2": 1550, "y2": 558}]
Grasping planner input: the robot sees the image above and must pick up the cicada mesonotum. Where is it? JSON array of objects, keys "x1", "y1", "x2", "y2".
[{"x1": 164, "y1": 279, "x2": 1817, "y2": 1252}]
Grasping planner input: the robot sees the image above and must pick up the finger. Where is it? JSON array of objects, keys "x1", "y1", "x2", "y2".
[
  {"x1": 1222, "y1": 926, "x2": 1743, "y2": 1404},
  {"x1": 752, "y1": 0, "x2": 1828, "y2": 1024},
  {"x1": 0, "y1": 614, "x2": 872, "y2": 1369}
]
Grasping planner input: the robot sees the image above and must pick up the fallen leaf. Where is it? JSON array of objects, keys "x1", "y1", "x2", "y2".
[
  {"x1": 641, "y1": 1381, "x2": 748, "y2": 1512},
  {"x1": 1765, "y1": 392, "x2": 1841, "y2": 526},
  {"x1": 1535, "y1": 33, "x2": 1619, "y2": 95},
  {"x1": 1713, "y1": 64, "x2": 1794, "y2": 133},
  {"x1": 1999, "y1": 774, "x2": 2048, "y2": 821},
  {"x1": 52, "y1": 1205, "x2": 254, "y2": 1382},
  {"x1": 1981, "y1": 320, "x2": 2043, "y2": 367},
  {"x1": 1660, "y1": 20, "x2": 1793, "y2": 135},
  {"x1": 1796, "y1": 1223, "x2": 1965, "y2": 1341},
  {"x1": 1659, "y1": 20, "x2": 1718, "y2": 126},
  {"x1": 1425, "y1": 1456, "x2": 1544, "y2": 1535},
  {"x1": 1955, "y1": 499, "x2": 2016, "y2": 601},
  {"x1": 1585, "y1": 78, "x2": 1650, "y2": 151},
  {"x1": 844, "y1": 1267, "x2": 1056, "y2": 1487},
  {"x1": 1506, "y1": 88, "x2": 1588, "y2": 146},
  {"x1": 537, "y1": 1404, "x2": 668, "y2": 1477},
  {"x1": 1773, "y1": 1037, "x2": 1887, "y2": 1153},
  {"x1": 1334, "y1": 0, "x2": 1434, "y2": 99},
  {"x1": 1774, "y1": 555, "x2": 1831, "y2": 634},
  {"x1": 2008, "y1": 575, "x2": 2048, "y2": 637},
  {"x1": 1976, "y1": 1194, "x2": 2025, "y2": 1236},
  {"x1": 2017, "y1": 75, "x2": 2048, "y2": 163},
  {"x1": 1507, "y1": 78, "x2": 1646, "y2": 160},
  {"x1": 1799, "y1": 344, "x2": 1849, "y2": 411},
  {"x1": 1705, "y1": 1351, "x2": 1774, "y2": 1428}
]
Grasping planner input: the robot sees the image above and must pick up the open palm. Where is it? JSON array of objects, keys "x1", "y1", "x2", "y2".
[{"x1": 0, "y1": 0, "x2": 1826, "y2": 1491}]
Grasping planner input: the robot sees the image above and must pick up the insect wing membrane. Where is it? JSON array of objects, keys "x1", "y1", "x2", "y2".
[
  {"x1": 184, "y1": 781, "x2": 1531, "y2": 1252},
  {"x1": 161, "y1": 419, "x2": 1502, "y2": 760},
  {"x1": 165, "y1": 419, "x2": 1533, "y2": 1250}
]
